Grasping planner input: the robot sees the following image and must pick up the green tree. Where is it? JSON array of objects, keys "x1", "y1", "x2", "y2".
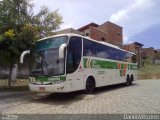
[
  {"x1": 32, "y1": 6, "x2": 63, "y2": 37},
  {"x1": 0, "y1": 0, "x2": 63, "y2": 88}
]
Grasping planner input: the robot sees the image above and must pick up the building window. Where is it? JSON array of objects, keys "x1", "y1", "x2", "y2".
[
  {"x1": 118, "y1": 32, "x2": 121, "y2": 36},
  {"x1": 101, "y1": 37, "x2": 105, "y2": 42},
  {"x1": 85, "y1": 33, "x2": 89, "y2": 36}
]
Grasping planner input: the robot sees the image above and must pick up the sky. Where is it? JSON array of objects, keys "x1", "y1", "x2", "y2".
[{"x1": 33, "y1": 0, "x2": 160, "y2": 49}]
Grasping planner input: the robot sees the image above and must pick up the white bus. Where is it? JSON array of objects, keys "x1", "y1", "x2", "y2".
[{"x1": 20, "y1": 34, "x2": 137, "y2": 93}]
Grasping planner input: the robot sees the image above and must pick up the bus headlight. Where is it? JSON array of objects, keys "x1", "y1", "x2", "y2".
[{"x1": 29, "y1": 77, "x2": 35, "y2": 83}]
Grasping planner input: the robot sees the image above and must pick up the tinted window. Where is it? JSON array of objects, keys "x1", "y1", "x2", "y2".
[
  {"x1": 83, "y1": 39, "x2": 96, "y2": 56},
  {"x1": 66, "y1": 37, "x2": 82, "y2": 73},
  {"x1": 83, "y1": 38, "x2": 135, "y2": 63},
  {"x1": 35, "y1": 36, "x2": 68, "y2": 51},
  {"x1": 96, "y1": 43, "x2": 107, "y2": 58}
]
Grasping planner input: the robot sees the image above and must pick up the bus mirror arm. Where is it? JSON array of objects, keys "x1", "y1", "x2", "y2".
[
  {"x1": 59, "y1": 44, "x2": 67, "y2": 59},
  {"x1": 20, "y1": 50, "x2": 30, "y2": 64}
]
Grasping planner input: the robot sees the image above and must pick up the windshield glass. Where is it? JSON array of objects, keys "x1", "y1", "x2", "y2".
[
  {"x1": 35, "y1": 36, "x2": 68, "y2": 51},
  {"x1": 30, "y1": 36, "x2": 68, "y2": 76},
  {"x1": 42, "y1": 49, "x2": 64, "y2": 75}
]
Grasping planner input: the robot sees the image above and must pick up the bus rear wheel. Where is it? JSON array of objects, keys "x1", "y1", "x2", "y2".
[
  {"x1": 85, "y1": 77, "x2": 95, "y2": 94},
  {"x1": 131, "y1": 74, "x2": 134, "y2": 82},
  {"x1": 126, "y1": 75, "x2": 132, "y2": 86},
  {"x1": 130, "y1": 74, "x2": 134, "y2": 85}
]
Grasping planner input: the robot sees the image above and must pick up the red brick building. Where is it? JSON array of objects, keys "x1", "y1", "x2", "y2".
[
  {"x1": 56, "y1": 28, "x2": 82, "y2": 35},
  {"x1": 142, "y1": 47, "x2": 159, "y2": 64},
  {"x1": 78, "y1": 21, "x2": 123, "y2": 48},
  {"x1": 123, "y1": 42, "x2": 143, "y2": 68},
  {"x1": 56, "y1": 21, "x2": 123, "y2": 48}
]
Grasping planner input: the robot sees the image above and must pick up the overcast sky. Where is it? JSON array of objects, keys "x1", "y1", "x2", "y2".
[{"x1": 33, "y1": 0, "x2": 160, "y2": 49}]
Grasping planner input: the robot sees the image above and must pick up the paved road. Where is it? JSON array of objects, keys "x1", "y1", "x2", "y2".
[{"x1": 0, "y1": 80, "x2": 160, "y2": 114}]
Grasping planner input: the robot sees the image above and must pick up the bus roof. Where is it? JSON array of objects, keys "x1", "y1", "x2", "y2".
[{"x1": 38, "y1": 33, "x2": 135, "y2": 55}]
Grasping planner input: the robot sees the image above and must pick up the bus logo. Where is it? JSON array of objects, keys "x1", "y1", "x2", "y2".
[
  {"x1": 92, "y1": 60, "x2": 100, "y2": 68},
  {"x1": 48, "y1": 77, "x2": 60, "y2": 81},
  {"x1": 86, "y1": 59, "x2": 92, "y2": 68}
]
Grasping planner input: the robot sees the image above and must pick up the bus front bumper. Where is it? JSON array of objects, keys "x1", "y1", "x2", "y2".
[{"x1": 29, "y1": 83, "x2": 65, "y2": 93}]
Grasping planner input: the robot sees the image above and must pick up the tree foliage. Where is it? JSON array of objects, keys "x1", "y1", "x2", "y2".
[
  {"x1": 0, "y1": 0, "x2": 33, "y2": 33},
  {"x1": 0, "y1": 0, "x2": 63, "y2": 64},
  {"x1": 0, "y1": 0, "x2": 63, "y2": 87},
  {"x1": 33, "y1": 6, "x2": 63, "y2": 37}
]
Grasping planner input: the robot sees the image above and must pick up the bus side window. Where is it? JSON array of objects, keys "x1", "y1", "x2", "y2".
[
  {"x1": 96, "y1": 43, "x2": 106, "y2": 58},
  {"x1": 83, "y1": 39, "x2": 96, "y2": 57},
  {"x1": 105, "y1": 46, "x2": 110, "y2": 59}
]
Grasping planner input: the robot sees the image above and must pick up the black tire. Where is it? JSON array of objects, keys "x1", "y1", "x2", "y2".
[
  {"x1": 85, "y1": 77, "x2": 95, "y2": 94},
  {"x1": 130, "y1": 75, "x2": 134, "y2": 85},
  {"x1": 131, "y1": 74, "x2": 134, "y2": 81},
  {"x1": 126, "y1": 75, "x2": 131, "y2": 86}
]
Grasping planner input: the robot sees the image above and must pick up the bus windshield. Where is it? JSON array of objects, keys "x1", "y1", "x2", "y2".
[{"x1": 30, "y1": 36, "x2": 68, "y2": 76}]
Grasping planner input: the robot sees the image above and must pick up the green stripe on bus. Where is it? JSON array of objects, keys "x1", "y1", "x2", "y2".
[
  {"x1": 83, "y1": 58, "x2": 137, "y2": 70},
  {"x1": 84, "y1": 58, "x2": 117, "y2": 69}
]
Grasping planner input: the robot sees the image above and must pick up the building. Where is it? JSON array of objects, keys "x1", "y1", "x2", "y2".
[
  {"x1": 142, "y1": 47, "x2": 160, "y2": 64},
  {"x1": 56, "y1": 28, "x2": 82, "y2": 35},
  {"x1": 56, "y1": 21, "x2": 123, "y2": 48},
  {"x1": 123, "y1": 42, "x2": 143, "y2": 68},
  {"x1": 78, "y1": 21, "x2": 123, "y2": 48},
  {"x1": 155, "y1": 49, "x2": 160, "y2": 60},
  {"x1": 142, "y1": 47, "x2": 155, "y2": 60}
]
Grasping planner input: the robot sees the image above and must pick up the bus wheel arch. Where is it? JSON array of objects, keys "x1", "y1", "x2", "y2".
[{"x1": 85, "y1": 76, "x2": 96, "y2": 94}]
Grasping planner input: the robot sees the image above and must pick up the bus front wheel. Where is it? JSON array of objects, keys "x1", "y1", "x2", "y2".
[{"x1": 85, "y1": 77, "x2": 95, "y2": 94}]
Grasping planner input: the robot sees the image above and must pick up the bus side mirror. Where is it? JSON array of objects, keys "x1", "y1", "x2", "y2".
[
  {"x1": 59, "y1": 44, "x2": 67, "y2": 59},
  {"x1": 20, "y1": 50, "x2": 30, "y2": 64}
]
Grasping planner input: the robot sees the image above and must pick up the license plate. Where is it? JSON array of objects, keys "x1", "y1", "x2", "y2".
[{"x1": 39, "y1": 87, "x2": 45, "y2": 91}]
